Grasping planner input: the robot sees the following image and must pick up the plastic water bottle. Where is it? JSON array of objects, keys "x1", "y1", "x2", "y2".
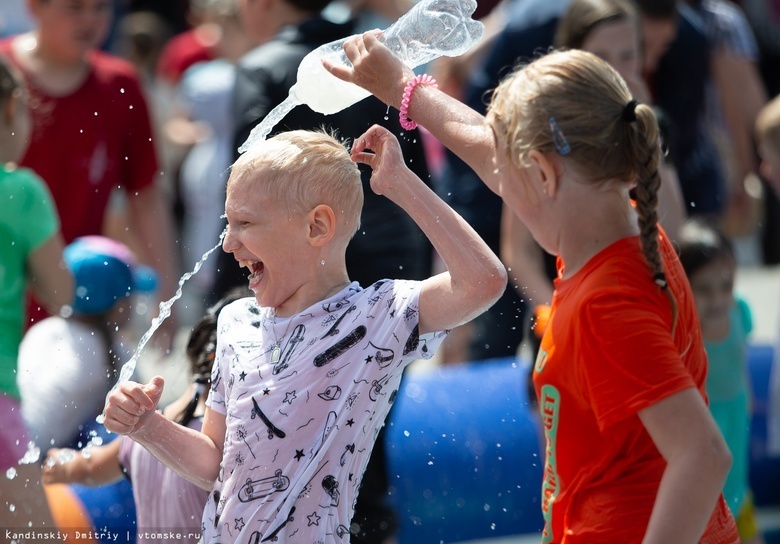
[{"x1": 291, "y1": 0, "x2": 484, "y2": 115}]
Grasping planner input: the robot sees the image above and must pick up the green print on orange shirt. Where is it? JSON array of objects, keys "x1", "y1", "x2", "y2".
[
  {"x1": 540, "y1": 384, "x2": 560, "y2": 543},
  {"x1": 534, "y1": 347, "x2": 548, "y2": 374}
]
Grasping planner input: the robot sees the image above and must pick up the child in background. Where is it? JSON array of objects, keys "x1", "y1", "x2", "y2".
[
  {"x1": 678, "y1": 218, "x2": 765, "y2": 544},
  {"x1": 755, "y1": 95, "x2": 780, "y2": 459},
  {"x1": 0, "y1": 54, "x2": 72, "y2": 534},
  {"x1": 18, "y1": 235, "x2": 157, "y2": 449},
  {"x1": 326, "y1": 39, "x2": 739, "y2": 542},
  {"x1": 0, "y1": 0, "x2": 179, "y2": 347},
  {"x1": 101, "y1": 129, "x2": 506, "y2": 543},
  {"x1": 42, "y1": 288, "x2": 249, "y2": 544}
]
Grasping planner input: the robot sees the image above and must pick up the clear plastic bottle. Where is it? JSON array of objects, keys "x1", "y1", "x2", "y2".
[{"x1": 291, "y1": 0, "x2": 484, "y2": 115}]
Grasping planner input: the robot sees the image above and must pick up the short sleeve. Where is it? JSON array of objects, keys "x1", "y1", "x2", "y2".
[
  {"x1": 368, "y1": 279, "x2": 448, "y2": 363},
  {"x1": 579, "y1": 290, "x2": 697, "y2": 430}
]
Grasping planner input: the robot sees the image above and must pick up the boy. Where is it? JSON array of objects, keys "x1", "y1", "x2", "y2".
[
  {"x1": 103, "y1": 127, "x2": 507, "y2": 543},
  {"x1": 756, "y1": 94, "x2": 780, "y2": 458}
]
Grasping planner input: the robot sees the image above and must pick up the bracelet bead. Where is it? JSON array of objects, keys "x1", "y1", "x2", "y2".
[{"x1": 399, "y1": 74, "x2": 438, "y2": 131}]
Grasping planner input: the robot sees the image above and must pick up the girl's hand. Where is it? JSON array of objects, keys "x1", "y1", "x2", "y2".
[
  {"x1": 323, "y1": 30, "x2": 414, "y2": 110},
  {"x1": 102, "y1": 376, "x2": 165, "y2": 437},
  {"x1": 351, "y1": 124, "x2": 413, "y2": 196}
]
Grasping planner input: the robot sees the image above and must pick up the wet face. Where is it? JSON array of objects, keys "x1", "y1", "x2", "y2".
[
  {"x1": 222, "y1": 168, "x2": 313, "y2": 311},
  {"x1": 582, "y1": 19, "x2": 641, "y2": 82},
  {"x1": 688, "y1": 255, "x2": 735, "y2": 341},
  {"x1": 33, "y1": 0, "x2": 112, "y2": 60},
  {"x1": 639, "y1": 16, "x2": 677, "y2": 74}
]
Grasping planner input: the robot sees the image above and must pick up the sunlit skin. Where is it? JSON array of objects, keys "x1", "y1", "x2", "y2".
[
  {"x1": 688, "y1": 255, "x2": 736, "y2": 342},
  {"x1": 639, "y1": 16, "x2": 677, "y2": 75},
  {"x1": 582, "y1": 19, "x2": 641, "y2": 83}
]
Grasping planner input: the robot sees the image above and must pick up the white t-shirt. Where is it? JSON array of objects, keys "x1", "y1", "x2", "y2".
[
  {"x1": 18, "y1": 317, "x2": 122, "y2": 447},
  {"x1": 203, "y1": 280, "x2": 446, "y2": 543}
]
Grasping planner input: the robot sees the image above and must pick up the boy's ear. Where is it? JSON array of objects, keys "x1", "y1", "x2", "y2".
[
  {"x1": 308, "y1": 204, "x2": 336, "y2": 247},
  {"x1": 528, "y1": 149, "x2": 561, "y2": 198}
]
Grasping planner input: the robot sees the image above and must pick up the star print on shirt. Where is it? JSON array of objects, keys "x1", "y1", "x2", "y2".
[
  {"x1": 263, "y1": 388, "x2": 270, "y2": 395},
  {"x1": 308, "y1": 511, "x2": 321, "y2": 526},
  {"x1": 294, "y1": 449, "x2": 305, "y2": 461},
  {"x1": 364, "y1": 355, "x2": 373, "y2": 364},
  {"x1": 239, "y1": 371, "x2": 247, "y2": 381},
  {"x1": 346, "y1": 418, "x2": 354, "y2": 427},
  {"x1": 284, "y1": 391, "x2": 297, "y2": 404},
  {"x1": 235, "y1": 517, "x2": 245, "y2": 531}
]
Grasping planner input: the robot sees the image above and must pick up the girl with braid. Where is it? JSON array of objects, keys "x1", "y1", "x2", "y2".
[
  {"x1": 43, "y1": 288, "x2": 248, "y2": 544},
  {"x1": 325, "y1": 44, "x2": 740, "y2": 542}
]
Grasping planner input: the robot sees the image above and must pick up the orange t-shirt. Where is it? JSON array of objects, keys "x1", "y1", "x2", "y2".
[{"x1": 532, "y1": 232, "x2": 738, "y2": 544}]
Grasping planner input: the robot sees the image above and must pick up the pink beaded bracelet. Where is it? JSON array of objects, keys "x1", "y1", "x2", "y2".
[{"x1": 399, "y1": 74, "x2": 438, "y2": 131}]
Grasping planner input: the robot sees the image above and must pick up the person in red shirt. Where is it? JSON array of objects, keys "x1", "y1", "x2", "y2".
[
  {"x1": 1, "y1": 0, "x2": 178, "y2": 341},
  {"x1": 325, "y1": 36, "x2": 740, "y2": 543}
]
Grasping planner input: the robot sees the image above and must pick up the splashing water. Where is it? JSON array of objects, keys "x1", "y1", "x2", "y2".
[
  {"x1": 17, "y1": 442, "x2": 40, "y2": 465},
  {"x1": 239, "y1": 0, "x2": 484, "y2": 152},
  {"x1": 97, "y1": 227, "x2": 228, "y2": 424}
]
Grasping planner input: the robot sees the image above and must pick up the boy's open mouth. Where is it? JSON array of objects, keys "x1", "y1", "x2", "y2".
[{"x1": 240, "y1": 260, "x2": 264, "y2": 282}]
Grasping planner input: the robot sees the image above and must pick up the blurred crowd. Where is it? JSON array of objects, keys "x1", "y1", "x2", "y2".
[{"x1": 2, "y1": 0, "x2": 780, "y2": 542}]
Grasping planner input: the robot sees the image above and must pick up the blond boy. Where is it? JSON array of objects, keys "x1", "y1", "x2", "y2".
[{"x1": 103, "y1": 127, "x2": 506, "y2": 543}]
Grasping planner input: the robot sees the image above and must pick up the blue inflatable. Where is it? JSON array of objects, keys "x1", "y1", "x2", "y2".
[
  {"x1": 387, "y1": 345, "x2": 780, "y2": 544},
  {"x1": 386, "y1": 357, "x2": 544, "y2": 543}
]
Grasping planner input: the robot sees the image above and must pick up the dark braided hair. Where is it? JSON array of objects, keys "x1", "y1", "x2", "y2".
[{"x1": 175, "y1": 287, "x2": 250, "y2": 426}]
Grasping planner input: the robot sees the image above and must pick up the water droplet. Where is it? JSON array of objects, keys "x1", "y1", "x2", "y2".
[{"x1": 6, "y1": 467, "x2": 17, "y2": 480}]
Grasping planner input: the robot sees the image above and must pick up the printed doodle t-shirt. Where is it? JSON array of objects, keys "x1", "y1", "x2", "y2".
[{"x1": 203, "y1": 279, "x2": 446, "y2": 543}]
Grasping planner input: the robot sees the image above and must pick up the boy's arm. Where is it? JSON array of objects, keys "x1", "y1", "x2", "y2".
[
  {"x1": 351, "y1": 125, "x2": 507, "y2": 335},
  {"x1": 103, "y1": 376, "x2": 225, "y2": 491},
  {"x1": 324, "y1": 31, "x2": 501, "y2": 195},
  {"x1": 42, "y1": 439, "x2": 124, "y2": 487}
]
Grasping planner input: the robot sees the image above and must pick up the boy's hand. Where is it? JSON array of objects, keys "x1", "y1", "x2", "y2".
[
  {"x1": 103, "y1": 376, "x2": 165, "y2": 437},
  {"x1": 351, "y1": 124, "x2": 412, "y2": 196}
]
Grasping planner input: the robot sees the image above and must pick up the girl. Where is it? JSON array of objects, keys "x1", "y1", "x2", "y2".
[
  {"x1": 324, "y1": 38, "x2": 739, "y2": 542},
  {"x1": 0, "y1": 53, "x2": 72, "y2": 533}
]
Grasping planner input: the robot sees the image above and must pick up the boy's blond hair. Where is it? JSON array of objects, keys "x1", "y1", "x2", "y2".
[
  {"x1": 756, "y1": 95, "x2": 780, "y2": 153},
  {"x1": 228, "y1": 130, "x2": 363, "y2": 242}
]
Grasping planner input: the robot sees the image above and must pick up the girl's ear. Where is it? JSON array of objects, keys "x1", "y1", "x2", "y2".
[
  {"x1": 528, "y1": 149, "x2": 561, "y2": 198},
  {"x1": 308, "y1": 204, "x2": 336, "y2": 247}
]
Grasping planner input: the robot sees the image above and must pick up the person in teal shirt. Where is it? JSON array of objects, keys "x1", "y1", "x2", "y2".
[
  {"x1": 678, "y1": 218, "x2": 765, "y2": 543},
  {"x1": 0, "y1": 55, "x2": 72, "y2": 533}
]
